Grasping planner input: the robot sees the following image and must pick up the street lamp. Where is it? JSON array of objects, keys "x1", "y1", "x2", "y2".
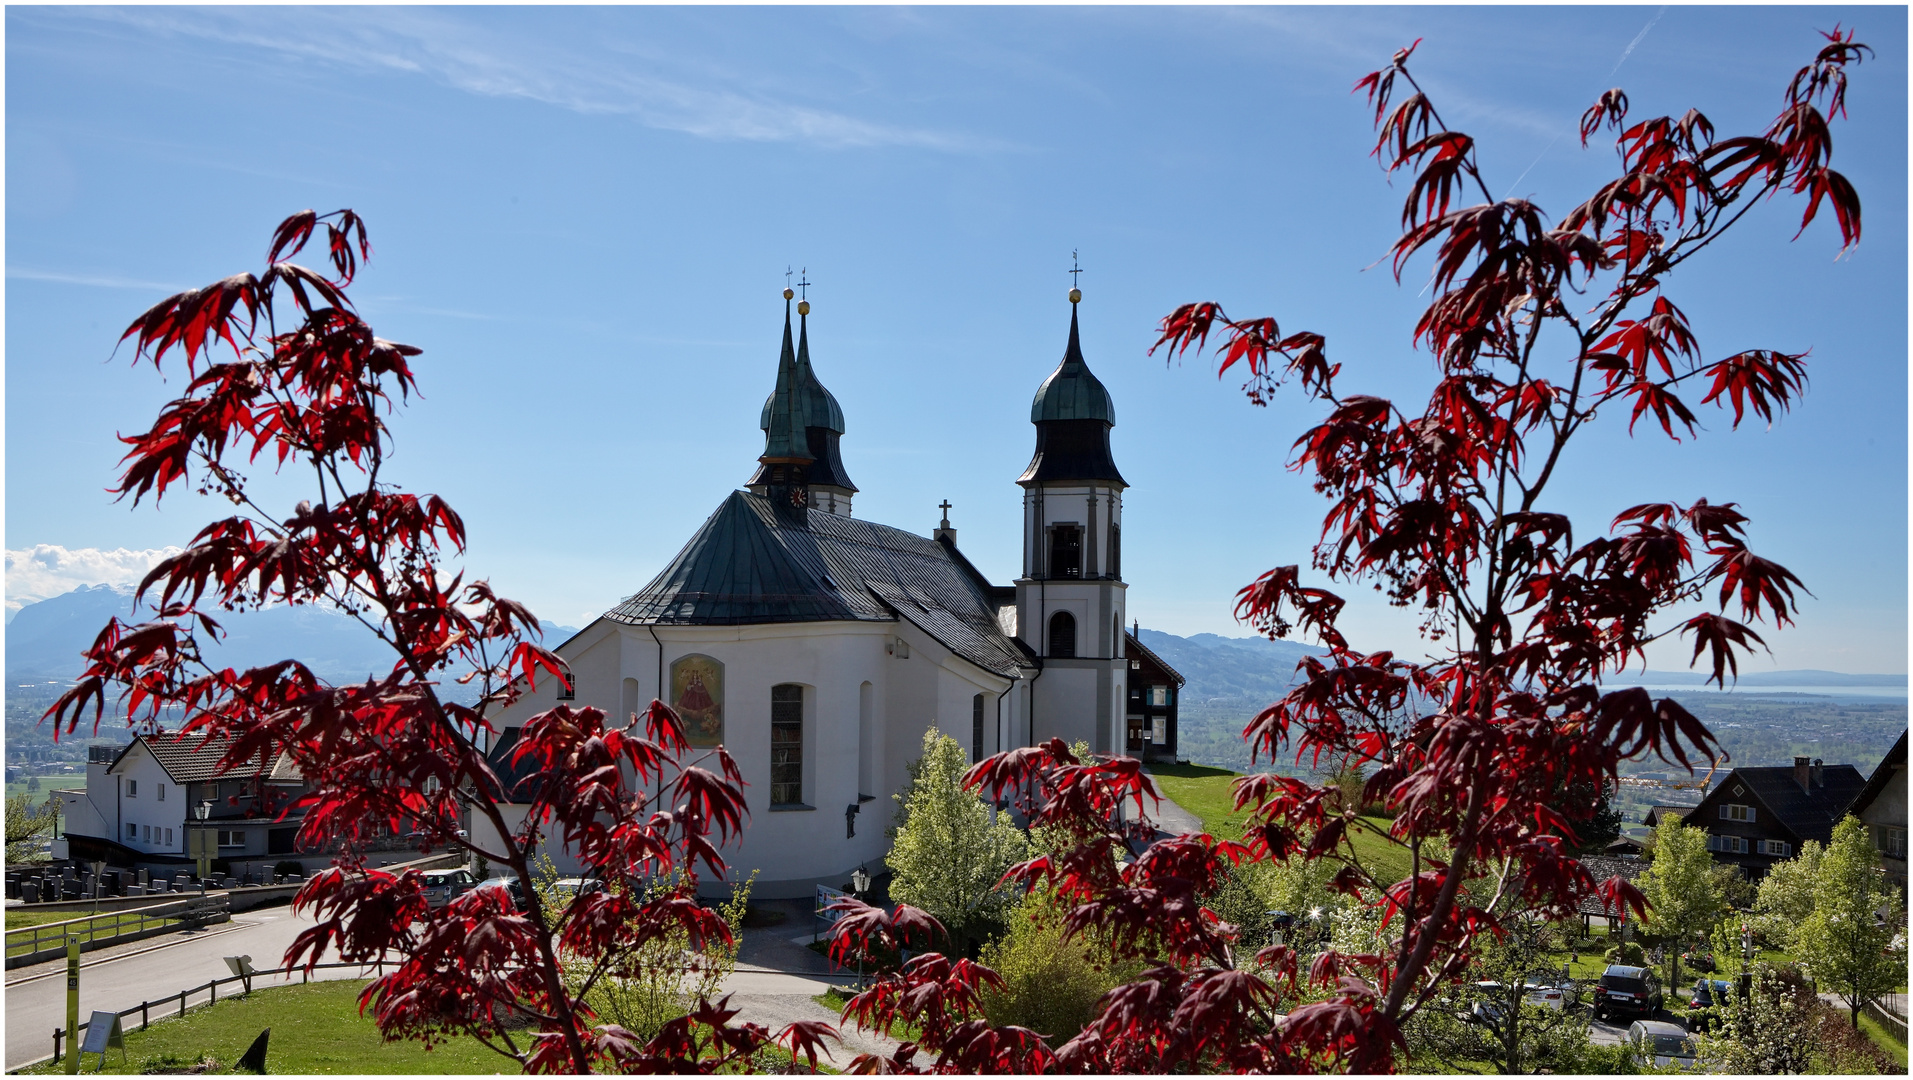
[
  {"x1": 850, "y1": 865, "x2": 872, "y2": 987},
  {"x1": 194, "y1": 801, "x2": 212, "y2": 895}
]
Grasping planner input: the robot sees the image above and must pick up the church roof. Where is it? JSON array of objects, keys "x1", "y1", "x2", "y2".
[
  {"x1": 605, "y1": 491, "x2": 1032, "y2": 678},
  {"x1": 758, "y1": 304, "x2": 814, "y2": 463},
  {"x1": 1030, "y1": 305, "x2": 1115, "y2": 424}
]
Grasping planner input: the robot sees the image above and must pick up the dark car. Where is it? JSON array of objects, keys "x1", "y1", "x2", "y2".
[
  {"x1": 1592, "y1": 964, "x2": 1663, "y2": 1021},
  {"x1": 1686, "y1": 978, "x2": 1733, "y2": 1031},
  {"x1": 472, "y1": 874, "x2": 529, "y2": 913}
]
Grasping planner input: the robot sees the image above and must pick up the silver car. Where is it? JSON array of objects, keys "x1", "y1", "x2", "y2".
[
  {"x1": 1627, "y1": 1019, "x2": 1699, "y2": 1070},
  {"x1": 420, "y1": 868, "x2": 475, "y2": 909}
]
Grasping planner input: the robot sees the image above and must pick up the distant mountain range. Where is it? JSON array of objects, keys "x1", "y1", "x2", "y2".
[{"x1": 5, "y1": 584, "x2": 579, "y2": 685}]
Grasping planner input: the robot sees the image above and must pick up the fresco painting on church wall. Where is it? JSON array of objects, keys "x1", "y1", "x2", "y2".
[{"x1": 670, "y1": 654, "x2": 726, "y2": 747}]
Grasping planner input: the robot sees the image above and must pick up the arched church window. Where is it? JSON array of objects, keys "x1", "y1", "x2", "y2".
[
  {"x1": 1110, "y1": 525, "x2": 1120, "y2": 579},
  {"x1": 1049, "y1": 611, "x2": 1076, "y2": 659},
  {"x1": 1049, "y1": 525, "x2": 1082, "y2": 579},
  {"x1": 771, "y1": 684, "x2": 804, "y2": 806},
  {"x1": 972, "y1": 694, "x2": 985, "y2": 763}
]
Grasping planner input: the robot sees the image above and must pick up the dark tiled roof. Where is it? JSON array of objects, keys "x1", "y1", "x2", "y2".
[
  {"x1": 1849, "y1": 730, "x2": 1907, "y2": 821},
  {"x1": 1124, "y1": 632, "x2": 1185, "y2": 687},
  {"x1": 113, "y1": 734, "x2": 279, "y2": 784},
  {"x1": 1576, "y1": 854, "x2": 1647, "y2": 916},
  {"x1": 485, "y1": 725, "x2": 541, "y2": 803},
  {"x1": 1722, "y1": 764, "x2": 1869, "y2": 846},
  {"x1": 606, "y1": 491, "x2": 1033, "y2": 680},
  {"x1": 1644, "y1": 804, "x2": 1696, "y2": 827}
]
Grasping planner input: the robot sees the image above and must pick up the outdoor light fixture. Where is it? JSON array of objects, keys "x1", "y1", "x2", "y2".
[{"x1": 851, "y1": 865, "x2": 871, "y2": 899}]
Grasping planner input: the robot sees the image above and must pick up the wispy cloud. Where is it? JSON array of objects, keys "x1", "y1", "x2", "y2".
[
  {"x1": 5, "y1": 544, "x2": 183, "y2": 613},
  {"x1": 49, "y1": 7, "x2": 998, "y2": 153},
  {"x1": 8, "y1": 268, "x2": 180, "y2": 292}
]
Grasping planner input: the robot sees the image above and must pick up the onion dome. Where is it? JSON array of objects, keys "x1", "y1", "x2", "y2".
[{"x1": 1018, "y1": 292, "x2": 1124, "y2": 487}]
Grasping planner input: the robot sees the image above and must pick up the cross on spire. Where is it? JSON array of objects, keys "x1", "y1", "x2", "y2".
[
  {"x1": 797, "y1": 268, "x2": 811, "y2": 301},
  {"x1": 938, "y1": 499, "x2": 952, "y2": 527},
  {"x1": 1070, "y1": 250, "x2": 1082, "y2": 288},
  {"x1": 786, "y1": 266, "x2": 793, "y2": 290}
]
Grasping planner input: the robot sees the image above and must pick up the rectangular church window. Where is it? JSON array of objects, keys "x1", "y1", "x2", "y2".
[
  {"x1": 1050, "y1": 525, "x2": 1082, "y2": 578},
  {"x1": 771, "y1": 684, "x2": 804, "y2": 806},
  {"x1": 972, "y1": 694, "x2": 985, "y2": 763}
]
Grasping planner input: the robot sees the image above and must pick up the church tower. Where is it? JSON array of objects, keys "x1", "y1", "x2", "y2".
[
  {"x1": 1014, "y1": 286, "x2": 1128, "y2": 754},
  {"x1": 747, "y1": 289, "x2": 856, "y2": 515}
]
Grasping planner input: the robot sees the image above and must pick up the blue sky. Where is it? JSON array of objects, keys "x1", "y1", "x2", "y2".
[{"x1": 6, "y1": 6, "x2": 1906, "y2": 674}]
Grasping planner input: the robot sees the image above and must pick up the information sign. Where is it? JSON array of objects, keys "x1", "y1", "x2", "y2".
[{"x1": 80, "y1": 1011, "x2": 125, "y2": 1067}]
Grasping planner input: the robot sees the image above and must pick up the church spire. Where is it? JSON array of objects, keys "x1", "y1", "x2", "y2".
[
  {"x1": 1018, "y1": 284, "x2": 1124, "y2": 486},
  {"x1": 748, "y1": 290, "x2": 815, "y2": 503}
]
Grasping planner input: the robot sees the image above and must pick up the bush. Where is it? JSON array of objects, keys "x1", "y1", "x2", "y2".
[
  {"x1": 978, "y1": 887, "x2": 1135, "y2": 1046},
  {"x1": 1605, "y1": 941, "x2": 1645, "y2": 966}
]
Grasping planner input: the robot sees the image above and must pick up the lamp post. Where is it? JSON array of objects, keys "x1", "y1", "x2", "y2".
[
  {"x1": 193, "y1": 801, "x2": 212, "y2": 894},
  {"x1": 850, "y1": 865, "x2": 872, "y2": 987}
]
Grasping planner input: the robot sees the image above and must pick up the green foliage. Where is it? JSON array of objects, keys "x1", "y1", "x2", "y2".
[
  {"x1": 1751, "y1": 838, "x2": 1823, "y2": 951},
  {"x1": 886, "y1": 726, "x2": 1028, "y2": 954},
  {"x1": 977, "y1": 885, "x2": 1137, "y2": 1045},
  {"x1": 1635, "y1": 816, "x2": 1725, "y2": 989},
  {"x1": 1402, "y1": 915, "x2": 1592, "y2": 1075},
  {"x1": 1604, "y1": 941, "x2": 1645, "y2": 966},
  {"x1": 1700, "y1": 965, "x2": 1820, "y2": 1074},
  {"x1": 5, "y1": 794, "x2": 57, "y2": 865},
  {"x1": 1795, "y1": 815, "x2": 1907, "y2": 1029}
]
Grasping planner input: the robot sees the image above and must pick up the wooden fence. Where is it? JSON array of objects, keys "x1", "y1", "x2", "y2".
[
  {"x1": 4, "y1": 897, "x2": 228, "y2": 968},
  {"x1": 42, "y1": 960, "x2": 387, "y2": 1068}
]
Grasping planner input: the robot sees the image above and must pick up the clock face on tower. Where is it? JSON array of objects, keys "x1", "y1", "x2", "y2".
[{"x1": 790, "y1": 487, "x2": 808, "y2": 507}]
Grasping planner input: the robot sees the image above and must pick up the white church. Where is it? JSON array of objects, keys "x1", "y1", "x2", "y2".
[{"x1": 476, "y1": 286, "x2": 1152, "y2": 898}]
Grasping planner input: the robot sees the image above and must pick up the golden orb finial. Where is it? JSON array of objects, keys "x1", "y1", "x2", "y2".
[
  {"x1": 798, "y1": 300, "x2": 811, "y2": 316},
  {"x1": 783, "y1": 288, "x2": 794, "y2": 300},
  {"x1": 1069, "y1": 287, "x2": 1082, "y2": 304}
]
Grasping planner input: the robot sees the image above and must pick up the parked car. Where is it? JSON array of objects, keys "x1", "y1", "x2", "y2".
[
  {"x1": 1592, "y1": 964, "x2": 1664, "y2": 1021},
  {"x1": 549, "y1": 877, "x2": 605, "y2": 903},
  {"x1": 1460, "y1": 979, "x2": 1576, "y2": 1025},
  {"x1": 1521, "y1": 976, "x2": 1579, "y2": 1011},
  {"x1": 472, "y1": 874, "x2": 528, "y2": 913},
  {"x1": 420, "y1": 868, "x2": 475, "y2": 910},
  {"x1": 1626, "y1": 1019, "x2": 1699, "y2": 1069},
  {"x1": 1686, "y1": 978, "x2": 1733, "y2": 1032}
]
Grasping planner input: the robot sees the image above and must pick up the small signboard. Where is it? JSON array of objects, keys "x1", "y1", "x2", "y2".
[
  {"x1": 80, "y1": 1010, "x2": 125, "y2": 1068},
  {"x1": 815, "y1": 885, "x2": 850, "y2": 925}
]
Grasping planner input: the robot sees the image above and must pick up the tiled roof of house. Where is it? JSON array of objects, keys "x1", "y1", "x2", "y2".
[
  {"x1": 1848, "y1": 729, "x2": 1907, "y2": 822},
  {"x1": 110, "y1": 733, "x2": 280, "y2": 784},
  {"x1": 1575, "y1": 854, "x2": 1647, "y2": 916},
  {"x1": 1643, "y1": 804, "x2": 1697, "y2": 828},
  {"x1": 1716, "y1": 764, "x2": 1869, "y2": 846}
]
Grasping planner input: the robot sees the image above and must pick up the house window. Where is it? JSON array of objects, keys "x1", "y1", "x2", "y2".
[
  {"x1": 157, "y1": 783, "x2": 166, "y2": 802},
  {"x1": 557, "y1": 677, "x2": 575, "y2": 702},
  {"x1": 143, "y1": 825, "x2": 152, "y2": 842},
  {"x1": 770, "y1": 684, "x2": 804, "y2": 806},
  {"x1": 1049, "y1": 525, "x2": 1082, "y2": 579},
  {"x1": 1151, "y1": 686, "x2": 1169, "y2": 707},
  {"x1": 1759, "y1": 839, "x2": 1792, "y2": 857},
  {"x1": 1048, "y1": 611, "x2": 1076, "y2": 658},
  {"x1": 1130, "y1": 660, "x2": 1140, "y2": 671},
  {"x1": 127, "y1": 779, "x2": 137, "y2": 798},
  {"x1": 1721, "y1": 804, "x2": 1755, "y2": 823},
  {"x1": 218, "y1": 829, "x2": 246, "y2": 848},
  {"x1": 972, "y1": 694, "x2": 985, "y2": 764},
  {"x1": 164, "y1": 828, "x2": 174, "y2": 846},
  {"x1": 1879, "y1": 826, "x2": 1907, "y2": 858},
  {"x1": 127, "y1": 823, "x2": 138, "y2": 839},
  {"x1": 1152, "y1": 716, "x2": 1167, "y2": 744},
  {"x1": 1707, "y1": 834, "x2": 1748, "y2": 854}
]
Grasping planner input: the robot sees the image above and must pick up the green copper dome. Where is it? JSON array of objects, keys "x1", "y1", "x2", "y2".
[{"x1": 1030, "y1": 305, "x2": 1114, "y2": 424}]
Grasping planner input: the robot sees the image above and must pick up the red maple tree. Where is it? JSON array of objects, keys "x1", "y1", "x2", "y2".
[
  {"x1": 44, "y1": 212, "x2": 832, "y2": 1073},
  {"x1": 818, "y1": 29, "x2": 1870, "y2": 1073}
]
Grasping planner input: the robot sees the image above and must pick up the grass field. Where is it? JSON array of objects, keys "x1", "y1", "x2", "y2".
[
  {"x1": 22, "y1": 980, "x2": 515, "y2": 1075},
  {"x1": 1146, "y1": 762, "x2": 1414, "y2": 886},
  {"x1": 1858, "y1": 1010, "x2": 1908, "y2": 1069}
]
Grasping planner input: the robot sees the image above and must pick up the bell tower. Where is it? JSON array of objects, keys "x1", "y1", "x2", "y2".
[
  {"x1": 1014, "y1": 281, "x2": 1127, "y2": 754},
  {"x1": 747, "y1": 283, "x2": 856, "y2": 515}
]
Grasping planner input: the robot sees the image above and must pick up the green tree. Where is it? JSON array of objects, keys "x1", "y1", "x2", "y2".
[
  {"x1": 887, "y1": 726, "x2": 1028, "y2": 956},
  {"x1": 1795, "y1": 815, "x2": 1906, "y2": 1030},
  {"x1": 1636, "y1": 816, "x2": 1725, "y2": 992},
  {"x1": 1700, "y1": 965, "x2": 1820, "y2": 1074},
  {"x1": 5, "y1": 795, "x2": 57, "y2": 865},
  {"x1": 1750, "y1": 839, "x2": 1823, "y2": 950},
  {"x1": 978, "y1": 883, "x2": 1139, "y2": 1046}
]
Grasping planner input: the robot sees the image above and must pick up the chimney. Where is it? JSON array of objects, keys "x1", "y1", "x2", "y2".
[
  {"x1": 1811, "y1": 758, "x2": 1824, "y2": 789},
  {"x1": 1794, "y1": 756, "x2": 1812, "y2": 792}
]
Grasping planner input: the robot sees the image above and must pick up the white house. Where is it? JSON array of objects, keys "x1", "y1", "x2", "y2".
[
  {"x1": 473, "y1": 289, "x2": 1136, "y2": 898},
  {"x1": 56, "y1": 735, "x2": 306, "y2": 867}
]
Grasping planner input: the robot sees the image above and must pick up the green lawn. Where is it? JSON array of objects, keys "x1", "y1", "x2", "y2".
[
  {"x1": 1146, "y1": 763, "x2": 1414, "y2": 886},
  {"x1": 1858, "y1": 1010, "x2": 1908, "y2": 1069},
  {"x1": 23, "y1": 980, "x2": 515, "y2": 1075}
]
